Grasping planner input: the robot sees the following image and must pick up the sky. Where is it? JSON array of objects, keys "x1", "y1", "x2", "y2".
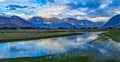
[{"x1": 0, "y1": 0, "x2": 120, "y2": 22}]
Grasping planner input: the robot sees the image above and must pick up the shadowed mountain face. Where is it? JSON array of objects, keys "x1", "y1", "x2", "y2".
[
  {"x1": 0, "y1": 16, "x2": 34, "y2": 28},
  {"x1": 103, "y1": 14, "x2": 120, "y2": 28},
  {"x1": 29, "y1": 17, "x2": 97, "y2": 28},
  {"x1": 63, "y1": 18, "x2": 98, "y2": 28},
  {"x1": 29, "y1": 17, "x2": 74, "y2": 28},
  {"x1": 29, "y1": 17, "x2": 44, "y2": 28}
]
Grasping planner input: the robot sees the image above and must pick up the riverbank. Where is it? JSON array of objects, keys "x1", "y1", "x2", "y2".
[
  {"x1": 0, "y1": 29, "x2": 119, "y2": 43},
  {"x1": 97, "y1": 30, "x2": 120, "y2": 42},
  {"x1": 0, "y1": 51, "x2": 119, "y2": 62},
  {"x1": 0, "y1": 29, "x2": 82, "y2": 42}
]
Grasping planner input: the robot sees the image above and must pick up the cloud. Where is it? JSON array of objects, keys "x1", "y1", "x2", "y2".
[
  {"x1": 99, "y1": 4, "x2": 108, "y2": 9},
  {"x1": 6, "y1": 5, "x2": 28, "y2": 10},
  {"x1": 99, "y1": 0, "x2": 112, "y2": 9},
  {"x1": 0, "y1": 0, "x2": 4, "y2": 2},
  {"x1": 0, "y1": 0, "x2": 120, "y2": 22},
  {"x1": 88, "y1": 17, "x2": 111, "y2": 22},
  {"x1": 33, "y1": 4, "x2": 67, "y2": 18},
  {"x1": 115, "y1": 11, "x2": 120, "y2": 14},
  {"x1": 1, "y1": 3, "x2": 87, "y2": 19}
]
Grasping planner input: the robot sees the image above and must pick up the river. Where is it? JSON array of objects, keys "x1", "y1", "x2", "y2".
[{"x1": 0, "y1": 32, "x2": 120, "y2": 60}]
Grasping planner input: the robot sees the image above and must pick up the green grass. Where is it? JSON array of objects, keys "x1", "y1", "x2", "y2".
[
  {"x1": 102, "y1": 30, "x2": 120, "y2": 42},
  {"x1": 0, "y1": 31, "x2": 82, "y2": 42},
  {"x1": 95, "y1": 34, "x2": 109, "y2": 41},
  {"x1": 0, "y1": 51, "x2": 119, "y2": 62},
  {"x1": 0, "y1": 56, "x2": 89, "y2": 62},
  {"x1": 93, "y1": 30, "x2": 120, "y2": 42}
]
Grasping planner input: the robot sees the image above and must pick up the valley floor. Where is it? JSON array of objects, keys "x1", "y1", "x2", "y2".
[
  {"x1": 0, "y1": 28, "x2": 107, "y2": 42},
  {"x1": 0, "y1": 28, "x2": 119, "y2": 42},
  {"x1": 0, "y1": 29, "x2": 83, "y2": 42},
  {"x1": 0, "y1": 29, "x2": 120, "y2": 62}
]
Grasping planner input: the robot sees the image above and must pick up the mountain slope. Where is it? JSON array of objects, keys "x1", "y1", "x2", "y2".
[
  {"x1": 63, "y1": 18, "x2": 97, "y2": 28},
  {"x1": 28, "y1": 17, "x2": 45, "y2": 28},
  {"x1": 103, "y1": 14, "x2": 120, "y2": 28},
  {"x1": 29, "y1": 17, "x2": 97, "y2": 28},
  {"x1": 0, "y1": 16, "x2": 34, "y2": 28},
  {"x1": 77, "y1": 20, "x2": 97, "y2": 28},
  {"x1": 29, "y1": 17, "x2": 74, "y2": 28}
]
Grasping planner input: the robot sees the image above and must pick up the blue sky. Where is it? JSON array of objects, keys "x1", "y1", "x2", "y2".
[{"x1": 0, "y1": 0, "x2": 120, "y2": 22}]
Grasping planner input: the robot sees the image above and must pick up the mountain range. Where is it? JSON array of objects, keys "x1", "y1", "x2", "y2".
[
  {"x1": 29, "y1": 17, "x2": 98, "y2": 28},
  {"x1": 29, "y1": 17, "x2": 74, "y2": 28},
  {"x1": 0, "y1": 14, "x2": 120, "y2": 29}
]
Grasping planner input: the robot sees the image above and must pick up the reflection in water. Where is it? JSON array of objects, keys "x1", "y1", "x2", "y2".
[{"x1": 0, "y1": 32, "x2": 120, "y2": 59}]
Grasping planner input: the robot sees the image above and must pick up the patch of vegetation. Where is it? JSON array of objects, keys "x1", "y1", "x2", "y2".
[
  {"x1": 0, "y1": 30, "x2": 82, "y2": 43},
  {"x1": 103, "y1": 30, "x2": 120, "y2": 42},
  {"x1": 0, "y1": 51, "x2": 119, "y2": 62},
  {"x1": 94, "y1": 30, "x2": 120, "y2": 42},
  {"x1": 95, "y1": 34, "x2": 110, "y2": 41}
]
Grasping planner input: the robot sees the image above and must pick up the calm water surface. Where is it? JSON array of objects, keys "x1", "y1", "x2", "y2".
[{"x1": 0, "y1": 32, "x2": 120, "y2": 59}]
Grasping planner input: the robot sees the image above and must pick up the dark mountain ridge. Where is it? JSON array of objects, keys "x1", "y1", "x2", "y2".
[
  {"x1": 103, "y1": 14, "x2": 120, "y2": 28},
  {"x1": 0, "y1": 16, "x2": 34, "y2": 28}
]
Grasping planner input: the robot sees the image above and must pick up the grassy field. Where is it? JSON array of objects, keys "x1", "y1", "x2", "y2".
[
  {"x1": 0, "y1": 28, "x2": 111, "y2": 33},
  {"x1": 0, "y1": 51, "x2": 119, "y2": 62},
  {"x1": 0, "y1": 29, "x2": 111, "y2": 42},
  {"x1": 1, "y1": 28, "x2": 107, "y2": 42},
  {"x1": 0, "y1": 29, "x2": 82, "y2": 42},
  {"x1": 96, "y1": 30, "x2": 120, "y2": 42},
  {"x1": 104, "y1": 30, "x2": 120, "y2": 42}
]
